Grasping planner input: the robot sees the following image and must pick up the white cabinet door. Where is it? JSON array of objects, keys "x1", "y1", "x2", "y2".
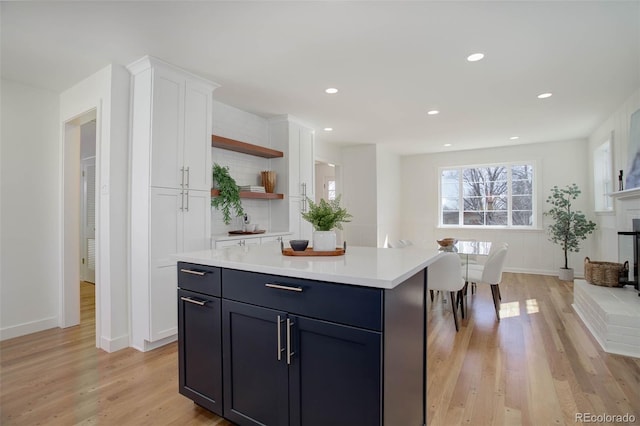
[
  {"x1": 149, "y1": 65, "x2": 212, "y2": 191},
  {"x1": 182, "y1": 190, "x2": 211, "y2": 252},
  {"x1": 183, "y1": 79, "x2": 213, "y2": 191},
  {"x1": 299, "y1": 125, "x2": 315, "y2": 201},
  {"x1": 150, "y1": 187, "x2": 182, "y2": 268},
  {"x1": 150, "y1": 68, "x2": 185, "y2": 189},
  {"x1": 150, "y1": 264, "x2": 178, "y2": 341}
]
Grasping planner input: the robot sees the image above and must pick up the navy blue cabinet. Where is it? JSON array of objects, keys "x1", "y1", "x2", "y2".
[
  {"x1": 178, "y1": 264, "x2": 426, "y2": 426},
  {"x1": 221, "y1": 270, "x2": 383, "y2": 426},
  {"x1": 177, "y1": 264, "x2": 223, "y2": 416},
  {"x1": 289, "y1": 316, "x2": 381, "y2": 426}
]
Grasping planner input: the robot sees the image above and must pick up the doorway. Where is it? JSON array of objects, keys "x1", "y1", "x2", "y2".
[
  {"x1": 62, "y1": 109, "x2": 97, "y2": 341},
  {"x1": 314, "y1": 160, "x2": 341, "y2": 203}
]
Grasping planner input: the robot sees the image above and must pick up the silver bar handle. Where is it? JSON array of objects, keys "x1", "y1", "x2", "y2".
[
  {"x1": 277, "y1": 315, "x2": 285, "y2": 361},
  {"x1": 286, "y1": 318, "x2": 294, "y2": 365},
  {"x1": 180, "y1": 167, "x2": 185, "y2": 188},
  {"x1": 265, "y1": 283, "x2": 303, "y2": 292},
  {"x1": 185, "y1": 166, "x2": 190, "y2": 188},
  {"x1": 185, "y1": 190, "x2": 189, "y2": 212},
  {"x1": 180, "y1": 268, "x2": 206, "y2": 276},
  {"x1": 180, "y1": 190, "x2": 184, "y2": 211},
  {"x1": 180, "y1": 296, "x2": 206, "y2": 306}
]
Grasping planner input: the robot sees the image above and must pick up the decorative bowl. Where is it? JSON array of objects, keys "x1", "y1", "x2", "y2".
[
  {"x1": 290, "y1": 240, "x2": 309, "y2": 251},
  {"x1": 437, "y1": 238, "x2": 457, "y2": 249},
  {"x1": 244, "y1": 224, "x2": 257, "y2": 232}
]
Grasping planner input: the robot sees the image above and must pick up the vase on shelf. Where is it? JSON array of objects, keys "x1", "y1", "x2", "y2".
[{"x1": 261, "y1": 170, "x2": 276, "y2": 193}]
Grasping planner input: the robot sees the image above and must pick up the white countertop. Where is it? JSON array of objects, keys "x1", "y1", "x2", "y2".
[{"x1": 174, "y1": 244, "x2": 443, "y2": 289}]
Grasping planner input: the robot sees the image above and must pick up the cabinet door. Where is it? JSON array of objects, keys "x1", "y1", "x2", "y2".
[
  {"x1": 182, "y1": 190, "x2": 211, "y2": 253},
  {"x1": 298, "y1": 126, "x2": 314, "y2": 201},
  {"x1": 150, "y1": 187, "x2": 182, "y2": 268},
  {"x1": 289, "y1": 316, "x2": 382, "y2": 426},
  {"x1": 150, "y1": 265, "x2": 178, "y2": 341},
  {"x1": 178, "y1": 289, "x2": 223, "y2": 416},
  {"x1": 183, "y1": 79, "x2": 212, "y2": 191},
  {"x1": 150, "y1": 68, "x2": 185, "y2": 189},
  {"x1": 222, "y1": 300, "x2": 289, "y2": 426}
]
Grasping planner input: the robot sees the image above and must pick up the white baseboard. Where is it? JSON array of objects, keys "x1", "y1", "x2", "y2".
[
  {"x1": 131, "y1": 334, "x2": 177, "y2": 352},
  {"x1": 0, "y1": 316, "x2": 58, "y2": 341},
  {"x1": 100, "y1": 333, "x2": 130, "y2": 353}
]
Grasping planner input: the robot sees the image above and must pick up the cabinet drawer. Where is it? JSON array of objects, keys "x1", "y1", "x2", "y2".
[
  {"x1": 222, "y1": 269, "x2": 383, "y2": 331},
  {"x1": 178, "y1": 262, "x2": 221, "y2": 296}
]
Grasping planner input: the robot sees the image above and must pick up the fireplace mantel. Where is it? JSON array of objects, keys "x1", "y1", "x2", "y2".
[{"x1": 610, "y1": 187, "x2": 640, "y2": 200}]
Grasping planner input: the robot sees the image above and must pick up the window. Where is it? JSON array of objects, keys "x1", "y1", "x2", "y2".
[
  {"x1": 440, "y1": 163, "x2": 535, "y2": 227},
  {"x1": 593, "y1": 139, "x2": 613, "y2": 211}
]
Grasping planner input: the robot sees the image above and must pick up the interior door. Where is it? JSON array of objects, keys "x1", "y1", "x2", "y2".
[{"x1": 81, "y1": 157, "x2": 96, "y2": 283}]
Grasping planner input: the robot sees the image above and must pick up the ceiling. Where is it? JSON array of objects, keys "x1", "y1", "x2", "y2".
[{"x1": 2, "y1": 1, "x2": 639, "y2": 155}]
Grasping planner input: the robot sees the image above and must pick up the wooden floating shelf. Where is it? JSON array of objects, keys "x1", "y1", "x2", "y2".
[
  {"x1": 212, "y1": 134, "x2": 284, "y2": 158},
  {"x1": 211, "y1": 189, "x2": 284, "y2": 200}
]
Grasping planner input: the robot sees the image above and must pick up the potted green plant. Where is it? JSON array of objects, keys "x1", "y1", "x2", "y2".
[
  {"x1": 211, "y1": 163, "x2": 245, "y2": 225},
  {"x1": 544, "y1": 183, "x2": 597, "y2": 281},
  {"x1": 301, "y1": 195, "x2": 352, "y2": 251}
]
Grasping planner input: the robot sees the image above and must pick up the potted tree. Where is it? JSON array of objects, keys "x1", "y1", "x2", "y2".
[
  {"x1": 211, "y1": 163, "x2": 245, "y2": 225},
  {"x1": 301, "y1": 195, "x2": 352, "y2": 251},
  {"x1": 544, "y1": 183, "x2": 597, "y2": 281}
]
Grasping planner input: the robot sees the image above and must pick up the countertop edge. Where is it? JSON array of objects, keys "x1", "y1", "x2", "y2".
[{"x1": 174, "y1": 247, "x2": 444, "y2": 289}]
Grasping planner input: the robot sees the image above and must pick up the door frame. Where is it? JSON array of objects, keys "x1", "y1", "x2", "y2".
[{"x1": 61, "y1": 107, "x2": 100, "y2": 348}]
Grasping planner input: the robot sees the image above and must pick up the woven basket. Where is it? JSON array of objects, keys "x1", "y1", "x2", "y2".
[{"x1": 584, "y1": 257, "x2": 628, "y2": 287}]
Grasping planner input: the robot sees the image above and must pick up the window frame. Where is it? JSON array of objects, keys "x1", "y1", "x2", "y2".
[{"x1": 438, "y1": 161, "x2": 538, "y2": 229}]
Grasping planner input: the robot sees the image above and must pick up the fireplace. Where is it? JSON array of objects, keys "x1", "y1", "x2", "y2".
[{"x1": 617, "y1": 218, "x2": 640, "y2": 296}]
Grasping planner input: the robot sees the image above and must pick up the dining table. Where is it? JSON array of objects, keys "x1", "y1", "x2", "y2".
[{"x1": 437, "y1": 240, "x2": 492, "y2": 304}]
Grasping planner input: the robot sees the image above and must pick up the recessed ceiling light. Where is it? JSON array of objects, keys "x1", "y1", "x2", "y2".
[
  {"x1": 325, "y1": 88, "x2": 338, "y2": 94},
  {"x1": 537, "y1": 92, "x2": 552, "y2": 99},
  {"x1": 467, "y1": 53, "x2": 485, "y2": 62},
  {"x1": 510, "y1": 136, "x2": 519, "y2": 140},
  {"x1": 323, "y1": 127, "x2": 333, "y2": 132},
  {"x1": 444, "y1": 143, "x2": 452, "y2": 147},
  {"x1": 427, "y1": 110, "x2": 439, "y2": 115}
]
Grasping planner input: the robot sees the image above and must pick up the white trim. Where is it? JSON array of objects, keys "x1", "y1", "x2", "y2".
[
  {"x1": 609, "y1": 187, "x2": 640, "y2": 200},
  {"x1": 0, "y1": 317, "x2": 58, "y2": 341}
]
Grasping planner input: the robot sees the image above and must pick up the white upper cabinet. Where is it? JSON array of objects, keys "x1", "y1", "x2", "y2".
[
  {"x1": 129, "y1": 56, "x2": 216, "y2": 191},
  {"x1": 268, "y1": 116, "x2": 315, "y2": 240}
]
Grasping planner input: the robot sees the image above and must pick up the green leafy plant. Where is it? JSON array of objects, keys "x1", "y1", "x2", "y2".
[
  {"x1": 301, "y1": 195, "x2": 352, "y2": 231},
  {"x1": 544, "y1": 184, "x2": 597, "y2": 270},
  {"x1": 211, "y1": 163, "x2": 244, "y2": 225}
]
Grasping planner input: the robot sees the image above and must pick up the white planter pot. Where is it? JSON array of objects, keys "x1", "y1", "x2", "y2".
[
  {"x1": 313, "y1": 231, "x2": 336, "y2": 251},
  {"x1": 559, "y1": 268, "x2": 574, "y2": 281}
]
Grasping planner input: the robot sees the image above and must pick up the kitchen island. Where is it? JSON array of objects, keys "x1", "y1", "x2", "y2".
[{"x1": 175, "y1": 244, "x2": 442, "y2": 426}]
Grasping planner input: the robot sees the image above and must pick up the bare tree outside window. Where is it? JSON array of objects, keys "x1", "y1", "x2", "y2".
[{"x1": 440, "y1": 163, "x2": 534, "y2": 227}]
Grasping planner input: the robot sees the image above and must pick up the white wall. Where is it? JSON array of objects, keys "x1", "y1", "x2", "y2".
[
  {"x1": 376, "y1": 145, "x2": 401, "y2": 247},
  {"x1": 401, "y1": 138, "x2": 594, "y2": 276},
  {"x1": 588, "y1": 89, "x2": 640, "y2": 261},
  {"x1": 59, "y1": 64, "x2": 130, "y2": 352},
  {"x1": 1, "y1": 79, "x2": 61, "y2": 339},
  {"x1": 341, "y1": 144, "x2": 378, "y2": 247}
]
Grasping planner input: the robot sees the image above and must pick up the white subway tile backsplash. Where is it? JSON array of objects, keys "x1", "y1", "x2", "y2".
[{"x1": 211, "y1": 100, "x2": 278, "y2": 235}]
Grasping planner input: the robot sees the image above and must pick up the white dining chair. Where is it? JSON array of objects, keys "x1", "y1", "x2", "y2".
[
  {"x1": 464, "y1": 244, "x2": 508, "y2": 320},
  {"x1": 466, "y1": 242, "x2": 508, "y2": 296},
  {"x1": 427, "y1": 253, "x2": 466, "y2": 331}
]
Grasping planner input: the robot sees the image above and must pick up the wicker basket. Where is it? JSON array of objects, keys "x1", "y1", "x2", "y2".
[{"x1": 584, "y1": 257, "x2": 628, "y2": 287}]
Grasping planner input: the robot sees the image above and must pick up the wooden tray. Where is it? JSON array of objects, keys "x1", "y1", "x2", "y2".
[
  {"x1": 282, "y1": 247, "x2": 345, "y2": 256},
  {"x1": 229, "y1": 230, "x2": 266, "y2": 235}
]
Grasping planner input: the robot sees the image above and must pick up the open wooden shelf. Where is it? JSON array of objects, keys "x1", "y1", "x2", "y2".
[
  {"x1": 212, "y1": 134, "x2": 284, "y2": 158},
  {"x1": 211, "y1": 189, "x2": 284, "y2": 200}
]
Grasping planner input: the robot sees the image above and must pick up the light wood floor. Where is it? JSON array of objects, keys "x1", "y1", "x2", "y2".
[
  {"x1": 0, "y1": 282, "x2": 232, "y2": 426},
  {"x1": 1, "y1": 276, "x2": 638, "y2": 425},
  {"x1": 427, "y1": 273, "x2": 640, "y2": 426}
]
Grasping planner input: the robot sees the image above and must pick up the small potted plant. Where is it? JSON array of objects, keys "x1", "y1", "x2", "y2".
[
  {"x1": 211, "y1": 163, "x2": 245, "y2": 225},
  {"x1": 301, "y1": 195, "x2": 352, "y2": 251},
  {"x1": 544, "y1": 183, "x2": 597, "y2": 281}
]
